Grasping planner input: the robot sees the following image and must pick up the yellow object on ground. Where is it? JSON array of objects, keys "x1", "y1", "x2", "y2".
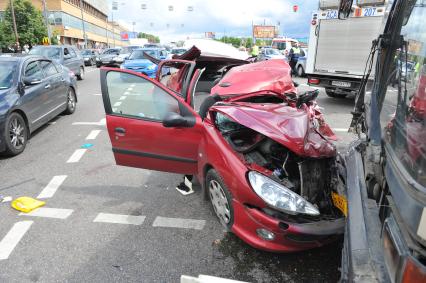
[{"x1": 11, "y1": 197, "x2": 45, "y2": 213}]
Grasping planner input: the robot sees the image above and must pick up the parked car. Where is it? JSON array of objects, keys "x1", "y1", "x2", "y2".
[
  {"x1": 120, "y1": 48, "x2": 166, "y2": 78},
  {"x1": 0, "y1": 55, "x2": 77, "y2": 156},
  {"x1": 295, "y1": 48, "x2": 308, "y2": 77},
  {"x1": 100, "y1": 47, "x2": 344, "y2": 252},
  {"x1": 257, "y1": 47, "x2": 287, "y2": 61},
  {"x1": 81, "y1": 49, "x2": 99, "y2": 66},
  {"x1": 170, "y1": 48, "x2": 187, "y2": 56},
  {"x1": 95, "y1": 48, "x2": 121, "y2": 68},
  {"x1": 112, "y1": 45, "x2": 144, "y2": 66},
  {"x1": 29, "y1": 45, "x2": 85, "y2": 80}
]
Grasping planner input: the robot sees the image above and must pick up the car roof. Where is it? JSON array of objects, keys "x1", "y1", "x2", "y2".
[{"x1": 0, "y1": 54, "x2": 49, "y2": 63}]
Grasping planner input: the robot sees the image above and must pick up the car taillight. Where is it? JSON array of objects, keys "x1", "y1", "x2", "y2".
[
  {"x1": 308, "y1": 78, "x2": 320, "y2": 85},
  {"x1": 383, "y1": 217, "x2": 426, "y2": 283}
]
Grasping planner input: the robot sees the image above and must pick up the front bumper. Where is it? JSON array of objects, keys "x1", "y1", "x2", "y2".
[{"x1": 232, "y1": 200, "x2": 345, "y2": 252}]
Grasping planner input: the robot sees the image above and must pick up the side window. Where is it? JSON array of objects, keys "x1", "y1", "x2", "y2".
[
  {"x1": 25, "y1": 61, "x2": 43, "y2": 82},
  {"x1": 69, "y1": 48, "x2": 77, "y2": 58},
  {"x1": 41, "y1": 61, "x2": 59, "y2": 77},
  {"x1": 106, "y1": 71, "x2": 180, "y2": 121}
]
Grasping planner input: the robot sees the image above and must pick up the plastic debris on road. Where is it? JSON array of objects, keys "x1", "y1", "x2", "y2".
[
  {"x1": 81, "y1": 143, "x2": 94, "y2": 149},
  {"x1": 176, "y1": 176, "x2": 194, "y2": 195},
  {"x1": 1, "y1": 196, "x2": 12, "y2": 203},
  {"x1": 11, "y1": 197, "x2": 45, "y2": 213}
]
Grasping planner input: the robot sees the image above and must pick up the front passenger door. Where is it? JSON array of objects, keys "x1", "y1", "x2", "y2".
[{"x1": 100, "y1": 69, "x2": 203, "y2": 174}]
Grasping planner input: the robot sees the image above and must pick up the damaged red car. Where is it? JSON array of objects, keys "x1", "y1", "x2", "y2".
[{"x1": 100, "y1": 47, "x2": 346, "y2": 252}]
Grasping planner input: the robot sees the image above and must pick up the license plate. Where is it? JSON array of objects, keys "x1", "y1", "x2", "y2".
[
  {"x1": 332, "y1": 81, "x2": 351, "y2": 87},
  {"x1": 331, "y1": 192, "x2": 348, "y2": 216}
]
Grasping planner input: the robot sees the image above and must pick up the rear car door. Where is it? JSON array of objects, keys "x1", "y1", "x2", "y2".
[
  {"x1": 63, "y1": 47, "x2": 78, "y2": 74},
  {"x1": 100, "y1": 68, "x2": 203, "y2": 174},
  {"x1": 40, "y1": 60, "x2": 67, "y2": 111}
]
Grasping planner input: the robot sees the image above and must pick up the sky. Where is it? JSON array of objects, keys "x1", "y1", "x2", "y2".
[{"x1": 107, "y1": 0, "x2": 319, "y2": 42}]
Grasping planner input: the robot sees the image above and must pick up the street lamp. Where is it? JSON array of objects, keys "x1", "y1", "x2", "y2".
[{"x1": 79, "y1": 0, "x2": 88, "y2": 49}]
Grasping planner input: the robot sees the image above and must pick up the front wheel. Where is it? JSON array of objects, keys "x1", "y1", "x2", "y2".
[
  {"x1": 3, "y1": 112, "x2": 28, "y2": 156},
  {"x1": 64, "y1": 88, "x2": 76, "y2": 114},
  {"x1": 77, "y1": 67, "x2": 84, "y2": 80},
  {"x1": 206, "y1": 169, "x2": 234, "y2": 230}
]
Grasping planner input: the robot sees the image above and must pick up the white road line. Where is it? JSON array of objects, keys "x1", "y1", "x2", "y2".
[
  {"x1": 47, "y1": 121, "x2": 57, "y2": 125},
  {"x1": 130, "y1": 84, "x2": 136, "y2": 87},
  {"x1": 86, "y1": 130, "x2": 101, "y2": 140},
  {"x1": 85, "y1": 69, "x2": 98, "y2": 74},
  {"x1": 93, "y1": 213, "x2": 146, "y2": 225},
  {"x1": 37, "y1": 175, "x2": 67, "y2": 199},
  {"x1": 127, "y1": 87, "x2": 133, "y2": 91},
  {"x1": 112, "y1": 108, "x2": 117, "y2": 112},
  {"x1": 91, "y1": 93, "x2": 102, "y2": 96},
  {"x1": 119, "y1": 96, "x2": 127, "y2": 100},
  {"x1": 67, "y1": 149, "x2": 87, "y2": 163},
  {"x1": 0, "y1": 221, "x2": 33, "y2": 260},
  {"x1": 333, "y1": 128, "x2": 350, "y2": 133},
  {"x1": 152, "y1": 216, "x2": 205, "y2": 230},
  {"x1": 20, "y1": 208, "x2": 73, "y2": 219},
  {"x1": 72, "y1": 118, "x2": 106, "y2": 126},
  {"x1": 99, "y1": 118, "x2": 106, "y2": 125},
  {"x1": 124, "y1": 91, "x2": 130, "y2": 95},
  {"x1": 113, "y1": 101, "x2": 122, "y2": 107}
]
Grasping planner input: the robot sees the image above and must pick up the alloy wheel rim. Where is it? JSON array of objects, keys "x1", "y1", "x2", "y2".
[
  {"x1": 9, "y1": 117, "x2": 25, "y2": 149},
  {"x1": 209, "y1": 180, "x2": 231, "y2": 224},
  {"x1": 68, "y1": 90, "x2": 75, "y2": 110}
]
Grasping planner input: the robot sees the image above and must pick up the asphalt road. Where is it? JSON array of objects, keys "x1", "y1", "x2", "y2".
[{"x1": 0, "y1": 68, "x2": 356, "y2": 283}]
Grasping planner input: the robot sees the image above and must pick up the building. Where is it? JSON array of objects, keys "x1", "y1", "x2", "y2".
[{"x1": 0, "y1": 0, "x2": 129, "y2": 48}]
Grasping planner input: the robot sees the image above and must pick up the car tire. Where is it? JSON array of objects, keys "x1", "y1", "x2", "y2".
[
  {"x1": 297, "y1": 66, "x2": 304, "y2": 77},
  {"x1": 325, "y1": 88, "x2": 347, "y2": 98},
  {"x1": 206, "y1": 169, "x2": 234, "y2": 230},
  {"x1": 96, "y1": 63, "x2": 101, "y2": 68},
  {"x1": 64, "y1": 88, "x2": 77, "y2": 115},
  {"x1": 3, "y1": 112, "x2": 28, "y2": 156},
  {"x1": 77, "y1": 67, "x2": 84, "y2": 80}
]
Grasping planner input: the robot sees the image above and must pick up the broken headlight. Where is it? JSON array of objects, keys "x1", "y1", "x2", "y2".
[{"x1": 248, "y1": 171, "x2": 320, "y2": 216}]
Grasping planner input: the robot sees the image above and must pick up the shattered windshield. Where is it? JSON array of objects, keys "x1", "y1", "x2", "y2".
[{"x1": 381, "y1": 1, "x2": 426, "y2": 186}]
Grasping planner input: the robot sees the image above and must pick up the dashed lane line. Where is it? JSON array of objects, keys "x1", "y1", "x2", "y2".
[
  {"x1": 37, "y1": 175, "x2": 68, "y2": 199},
  {"x1": 86, "y1": 130, "x2": 101, "y2": 140},
  {"x1": 67, "y1": 149, "x2": 87, "y2": 163},
  {"x1": 119, "y1": 96, "x2": 127, "y2": 100},
  {"x1": 93, "y1": 213, "x2": 146, "y2": 225},
  {"x1": 72, "y1": 118, "x2": 106, "y2": 126},
  {"x1": 20, "y1": 208, "x2": 74, "y2": 219},
  {"x1": 0, "y1": 221, "x2": 33, "y2": 260},
  {"x1": 333, "y1": 128, "x2": 350, "y2": 132},
  {"x1": 113, "y1": 101, "x2": 122, "y2": 107},
  {"x1": 152, "y1": 216, "x2": 206, "y2": 230}
]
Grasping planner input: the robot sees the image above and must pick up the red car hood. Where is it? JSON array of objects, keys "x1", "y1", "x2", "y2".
[
  {"x1": 212, "y1": 102, "x2": 336, "y2": 158},
  {"x1": 211, "y1": 59, "x2": 296, "y2": 100}
]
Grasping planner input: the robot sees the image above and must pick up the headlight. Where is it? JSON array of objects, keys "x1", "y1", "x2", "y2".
[
  {"x1": 248, "y1": 171, "x2": 320, "y2": 216},
  {"x1": 113, "y1": 57, "x2": 124, "y2": 63},
  {"x1": 147, "y1": 64, "x2": 156, "y2": 70}
]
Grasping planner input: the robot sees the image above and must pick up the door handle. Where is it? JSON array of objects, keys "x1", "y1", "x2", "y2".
[
  {"x1": 114, "y1": 127, "x2": 126, "y2": 134},
  {"x1": 44, "y1": 84, "x2": 51, "y2": 89}
]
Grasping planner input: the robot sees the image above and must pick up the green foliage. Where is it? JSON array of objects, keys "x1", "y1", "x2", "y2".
[
  {"x1": 137, "y1": 32, "x2": 160, "y2": 43},
  {"x1": 0, "y1": 0, "x2": 47, "y2": 48},
  {"x1": 216, "y1": 36, "x2": 260, "y2": 49}
]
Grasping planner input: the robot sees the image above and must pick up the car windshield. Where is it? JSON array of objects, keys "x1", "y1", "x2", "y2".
[
  {"x1": 81, "y1": 50, "x2": 92, "y2": 55},
  {"x1": 267, "y1": 49, "x2": 280, "y2": 55},
  {"x1": 0, "y1": 61, "x2": 16, "y2": 89},
  {"x1": 171, "y1": 49, "x2": 186, "y2": 55},
  {"x1": 103, "y1": 49, "x2": 118, "y2": 54},
  {"x1": 381, "y1": 0, "x2": 426, "y2": 186},
  {"x1": 29, "y1": 47, "x2": 61, "y2": 59},
  {"x1": 129, "y1": 50, "x2": 157, "y2": 60}
]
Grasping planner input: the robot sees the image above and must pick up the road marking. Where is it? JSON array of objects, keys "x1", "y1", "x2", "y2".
[
  {"x1": 119, "y1": 96, "x2": 127, "y2": 100},
  {"x1": 93, "y1": 213, "x2": 146, "y2": 225},
  {"x1": 72, "y1": 118, "x2": 106, "y2": 126},
  {"x1": 130, "y1": 84, "x2": 136, "y2": 87},
  {"x1": 20, "y1": 208, "x2": 73, "y2": 219},
  {"x1": 0, "y1": 221, "x2": 33, "y2": 260},
  {"x1": 128, "y1": 87, "x2": 133, "y2": 91},
  {"x1": 333, "y1": 128, "x2": 350, "y2": 132},
  {"x1": 113, "y1": 101, "x2": 122, "y2": 107},
  {"x1": 47, "y1": 121, "x2": 57, "y2": 125},
  {"x1": 86, "y1": 68, "x2": 98, "y2": 74},
  {"x1": 37, "y1": 175, "x2": 67, "y2": 199},
  {"x1": 124, "y1": 91, "x2": 130, "y2": 95},
  {"x1": 91, "y1": 93, "x2": 102, "y2": 96},
  {"x1": 67, "y1": 149, "x2": 87, "y2": 163},
  {"x1": 152, "y1": 216, "x2": 205, "y2": 230},
  {"x1": 86, "y1": 130, "x2": 101, "y2": 140}
]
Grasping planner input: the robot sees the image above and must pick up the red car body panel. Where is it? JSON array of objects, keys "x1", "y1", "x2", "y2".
[
  {"x1": 212, "y1": 103, "x2": 336, "y2": 158},
  {"x1": 211, "y1": 59, "x2": 296, "y2": 99}
]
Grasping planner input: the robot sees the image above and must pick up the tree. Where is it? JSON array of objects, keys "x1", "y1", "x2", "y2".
[
  {"x1": 137, "y1": 32, "x2": 160, "y2": 43},
  {"x1": 0, "y1": 0, "x2": 47, "y2": 49}
]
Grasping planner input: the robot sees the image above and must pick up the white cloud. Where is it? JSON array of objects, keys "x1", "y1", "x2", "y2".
[{"x1": 108, "y1": 0, "x2": 317, "y2": 42}]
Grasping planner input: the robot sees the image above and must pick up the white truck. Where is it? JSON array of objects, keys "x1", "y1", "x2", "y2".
[{"x1": 306, "y1": 0, "x2": 387, "y2": 98}]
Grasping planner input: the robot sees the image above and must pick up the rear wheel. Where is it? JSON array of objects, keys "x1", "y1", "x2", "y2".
[
  {"x1": 206, "y1": 169, "x2": 234, "y2": 230},
  {"x1": 3, "y1": 112, "x2": 28, "y2": 156},
  {"x1": 77, "y1": 67, "x2": 84, "y2": 80},
  {"x1": 297, "y1": 65, "x2": 304, "y2": 77},
  {"x1": 64, "y1": 88, "x2": 76, "y2": 115}
]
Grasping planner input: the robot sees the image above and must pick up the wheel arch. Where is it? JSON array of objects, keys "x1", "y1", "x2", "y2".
[
  {"x1": 10, "y1": 109, "x2": 30, "y2": 134},
  {"x1": 201, "y1": 163, "x2": 214, "y2": 200},
  {"x1": 69, "y1": 85, "x2": 78, "y2": 102}
]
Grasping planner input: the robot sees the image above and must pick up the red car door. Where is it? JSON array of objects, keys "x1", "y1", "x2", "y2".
[{"x1": 100, "y1": 68, "x2": 203, "y2": 174}]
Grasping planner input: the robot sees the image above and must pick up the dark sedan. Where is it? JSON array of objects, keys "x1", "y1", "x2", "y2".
[
  {"x1": 81, "y1": 49, "x2": 99, "y2": 66},
  {"x1": 95, "y1": 48, "x2": 121, "y2": 68},
  {"x1": 0, "y1": 55, "x2": 77, "y2": 156}
]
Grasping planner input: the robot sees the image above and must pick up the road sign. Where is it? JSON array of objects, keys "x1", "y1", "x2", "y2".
[
  {"x1": 253, "y1": 25, "x2": 276, "y2": 39},
  {"x1": 42, "y1": 37, "x2": 50, "y2": 45}
]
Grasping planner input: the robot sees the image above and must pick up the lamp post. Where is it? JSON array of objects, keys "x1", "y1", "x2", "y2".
[{"x1": 79, "y1": 0, "x2": 88, "y2": 49}]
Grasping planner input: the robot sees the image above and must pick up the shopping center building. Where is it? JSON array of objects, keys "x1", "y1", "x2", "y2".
[{"x1": 0, "y1": 0, "x2": 129, "y2": 48}]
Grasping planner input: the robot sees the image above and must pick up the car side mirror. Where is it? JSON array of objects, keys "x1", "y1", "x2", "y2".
[
  {"x1": 23, "y1": 77, "x2": 42, "y2": 86},
  {"x1": 162, "y1": 112, "x2": 191, "y2": 128},
  {"x1": 18, "y1": 82, "x2": 25, "y2": 95}
]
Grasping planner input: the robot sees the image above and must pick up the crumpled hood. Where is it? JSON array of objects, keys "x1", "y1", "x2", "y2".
[
  {"x1": 212, "y1": 102, "x2": 336, "y2": 158},
  {"x1": 123, "y1": 59, "x2": 154, "y2": 69},
  {"x1": 211, "y1": 59, "x2": 296, "y2": 100}
]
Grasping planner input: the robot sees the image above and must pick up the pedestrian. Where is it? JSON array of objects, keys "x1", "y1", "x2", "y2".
[
  {"x1": 251, "y1": 44, "x2": 259, "y2": 58},
  {"x1": 288, "y1": 43, "x2": 301, "y2": 75}
]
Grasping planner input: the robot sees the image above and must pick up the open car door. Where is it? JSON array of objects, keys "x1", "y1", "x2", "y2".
[{"x1": 100, "y1": 68, "x2": 203, "y2": 174}]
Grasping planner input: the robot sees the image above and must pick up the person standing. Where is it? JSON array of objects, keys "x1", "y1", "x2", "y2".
[
  {"x1": 288, "y1": 43, "x2": 301, "y2": 75},
  {"x1": 251, "y1": 44, "x2": 259, "y2": 58}
]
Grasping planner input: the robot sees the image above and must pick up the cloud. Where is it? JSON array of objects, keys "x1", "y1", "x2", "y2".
[{"x1": 108, "y1": 0, "x2": 318, "y2": 42}]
